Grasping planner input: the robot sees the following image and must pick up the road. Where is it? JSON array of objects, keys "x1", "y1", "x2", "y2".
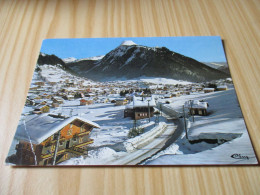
[{"x1": 108, "y1": 113, "x2": 184, "y2": 165}]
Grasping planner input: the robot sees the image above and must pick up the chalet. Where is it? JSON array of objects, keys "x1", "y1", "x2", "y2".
[
  {"x1": 35, "y1": 81, "x2": 45, "y2": 86},
  {"x1": 29, "y1": 85, "x2": 39, "y2": 91},
  {"x1": 67, "y1": 95, "x2": 74, "y2": 100},
  {"x1": 40, "y1": 93, "x2": 52, "y2": 99},
  {"x1": 7, "y1": 115, "x2": 100, "y2": 165},
  {"x1": 185, "y1": 100, "x2": 209, "y2": 116},
  {"x1": 115, "y1": 98, "x2": 128, "y2": 106},
  {"x1": 124, "y1": 96, "x2": 156, "y2": 120},
  {"x1": 66, "y1": 82, "x2": 76, "y2": 87},
  {"x1": 52, "y1": 97, "x2": 64, "y2": 104},
  {"x1": 26, "y1": 98, "x2": 35, "y2": 106},
  {"x1": 195, "y1": 86, "x2": 204, "y2": 92},
  {"x1": 33, "y1": 105, "x2": 50, "y2": 114},
  {"x1": 80, "y1": 99, "x2": 94, "y2": 106},
  {"x1": 74, "y1": 92, "x2": 85, "y2": 99},
  {"x1": 52, "y1": 102, "x2": 60, "y2": 108},
  {"x1": 217, "y1": 85, "x2": 228, "y2": 91},
  {"x1": 163, "y1": 94, "x2": 172, "y2": 98},
  {"x1": 172, "y1": 92, "x2": 181, "y2": 97},
  {"x1": 85, "y1": 93, "x2": 96, "y2": 98},
  {"x1": 49, "y1": 81, "x2": 57, "y2": 86},
  {"x1": 203, "y1": 88, "x2": 215, "y2": 93}
]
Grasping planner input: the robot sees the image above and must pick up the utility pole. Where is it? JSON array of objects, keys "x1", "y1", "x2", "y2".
[
  {"x1": 190, "y1": 100, "x2": 194, "y2": 122},
  {"x1": 147, "y1": 100, "x2": 151, "y2": 122},
  {"x1": 183, "y1": 105, "x2": 188, "y2": 140}
]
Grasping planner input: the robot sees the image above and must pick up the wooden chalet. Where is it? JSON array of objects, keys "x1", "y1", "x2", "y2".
[
  {"x1": 7, "y1": 115, "x2": 100, "y2": 165},
  {"x1": 35, "y1": 81, "x2": 45, "y2": 86},
  {"x1": 217, "y1": 85, "x2": 228, "y2": 91},
  {"x1": 185, "y1": 100, "x2": 209, "y2": 116},
  {"x1": 33, "y1": 105, "x2": 50, "y2": 114},
  {"x1": 203, "y1": 88, "x2": 215, "y2": 93},
  {"x1": 52, "y1": 97, "x2": 64, "y2": 104},
  {"x1": 80, "y1": 99, "x2": 94, "y2": 106},
  {"x1": 115, "y1": 98, "x2": 128, "y2": 106},
  {"x1": 124, "y1": 96, "x2": 156, "y2": 120}
]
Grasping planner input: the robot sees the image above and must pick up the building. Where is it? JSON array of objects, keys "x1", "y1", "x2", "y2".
[
  {"x1": 32, "y1": 105, "x2": 50, "y2": 114},
  {"x1": 217, "y1": 85, "x2": 228, "y2": 91},
  {"x1": 115, "y1": 98, "x2": 128, "y2": 106},
  {"x1": 6, "y1": 115, "x2": 100, "y2": 165},
  {"x1": 124, "y1": 96, "x2": 156, "y2": 120},
  {"x1": 52, "y1": 97, "x2": 64, "y2": 104},
  {"x1": 80, "y1": 99, "x2": 94, "y2": 106},
  {"x1": 185, "y1": 100, "x2": 209, "y2": 116},
  {"x1": 203, "y1": 88, "x2": 215, "y2": 93}
]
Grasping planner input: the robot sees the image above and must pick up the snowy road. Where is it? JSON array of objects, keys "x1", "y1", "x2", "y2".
[{"x1": 108, "y1": 121, "x2": 177, "y2": 165}]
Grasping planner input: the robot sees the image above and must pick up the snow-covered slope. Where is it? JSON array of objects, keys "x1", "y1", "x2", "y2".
[
  {"x1": 145, "y1": 88, "x2": 258, "y2": 165},
  {"x1": 77, "y1": 55, "x2": 105, "y2": 61},
  {"x1": 63, "y1": 57, "x2": 77, "y2": 63}
]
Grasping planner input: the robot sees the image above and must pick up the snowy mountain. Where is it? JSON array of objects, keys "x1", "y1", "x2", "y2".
[
  {"x1": 121, "y1": 40, "x2": 137, "y2": 46},
  {"x1": 63, "y1": 57, "x2": 77, "y2": 63},
  {"x1": 77, "y1": 55, "x2": 105, "y2": 61},
  {"x1": 203, "y1": 62, "x2": 231, "y2": 75},
  {"x1": 37, "y1": 53, "x2": 65, "y2": 66},
  {"x1": 65, "y1": 41, "x2": 229, "y2": 82}
]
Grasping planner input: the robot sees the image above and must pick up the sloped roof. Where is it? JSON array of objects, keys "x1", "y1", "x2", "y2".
[
  {"x1": 15, "y1": 114, "x2": 100, "y2": 144},
  {"x1": 125, "y1": 96, "x2": 156, "y2": 109}
]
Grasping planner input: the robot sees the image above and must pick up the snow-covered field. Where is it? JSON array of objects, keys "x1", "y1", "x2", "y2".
[{"x1": 144, "y1": 88, "x2": 258, "y2": 165}]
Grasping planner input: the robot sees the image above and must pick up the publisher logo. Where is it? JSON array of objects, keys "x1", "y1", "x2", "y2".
[{"x1": 231, "y1": 154, "x2": 249, "y2": 160}]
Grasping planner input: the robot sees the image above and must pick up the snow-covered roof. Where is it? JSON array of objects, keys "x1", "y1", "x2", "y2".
[
  {"x1": 217, "y1": 85, "x2": 227, "y2": 89},
  {"x1": 15, "y1": 115, "x2": 100, "y2": 144},
  {"x1": 203, "y1": 88, "x2": 215, "y2": 91},
  {"x1": 185, "y1": 100, "x2": 208, "y2": 109},
  {"x1": 125, "y1": 96, "x2": 156, "y2": 109},
  {"x1": 121, "y1": 40, "x2": 137, "y2": 46}
]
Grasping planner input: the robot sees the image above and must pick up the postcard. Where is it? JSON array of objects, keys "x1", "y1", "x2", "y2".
[{"x1": 6, "y1": 36, "x2": 258, "y2": 166}]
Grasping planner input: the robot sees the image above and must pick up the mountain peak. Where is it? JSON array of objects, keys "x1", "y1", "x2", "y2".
[{"x1": 121, "y1": 40, "x2": 137, "y2": 46}]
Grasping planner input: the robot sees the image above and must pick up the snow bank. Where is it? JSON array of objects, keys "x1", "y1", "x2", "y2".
[
  {"x1": 59, "y1": 147, "x2": 123, "y2": 165},
  {"x1": 124, "y1": 122, "x2": 167, "y2": 152}
]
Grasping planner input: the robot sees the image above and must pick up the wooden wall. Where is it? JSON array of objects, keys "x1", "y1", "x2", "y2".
[{"x1": 0, "y1": 0, "x2": 259, "y2": 194}]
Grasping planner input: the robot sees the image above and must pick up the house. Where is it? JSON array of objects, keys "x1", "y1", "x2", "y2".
[
  {"x1": 52, "y1": 102, "x2": 60, "y2": 108},
  {"x1": 115, "y1": 98, "x2": 128, "y2": 106},
  {"x1": 67, "y1": 95, "x2": 74, "y2": 100},
  {"x1": 185, "y1": 100, "x2": 208, "y2": 116},
  {"x1": 203, "y1": 88, "x2": 215, "y2": 93},
  {"x1": 172, "y1": 92, "x2": 181, "y2": 97},
  {"x1": 6, "y1": 115, "x2": 100, "y2": 165},
  {"x1": 33, "y1": 105, "x2": 50, "y2": 114},
  {"x1": 80, "y1": 99, "x2": 94, "y2": 106},
  {"x1": 163, "y1": 94, "x2": 172, "y2": 98},
  {"x1": 217, "y1": 85, "x2": 228, "y2": 91},
  {"x1": 26, "y1": 98, "x2": 35, "y2": 106},
  {"x1": 35, "y1": 81, "x2": 45, "y2": 86},
  {"x1": 124, "y1": 96, "x2": 156, "y2": 120},
  {"x1": 49, "y1": 81, "x2": 57, "y2": 86},
  {"x1": 52, "y1": 97, "x2": 64, "y2": 104}
]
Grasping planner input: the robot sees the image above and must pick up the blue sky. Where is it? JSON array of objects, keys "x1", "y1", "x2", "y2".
[{"x1": 40, "y1": 36, "x2": 227, "y2": 62}]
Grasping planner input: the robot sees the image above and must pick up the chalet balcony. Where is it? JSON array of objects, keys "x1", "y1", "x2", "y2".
[{"x1": 41, "y1": 139, "x2": 94, "y2": 159}]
